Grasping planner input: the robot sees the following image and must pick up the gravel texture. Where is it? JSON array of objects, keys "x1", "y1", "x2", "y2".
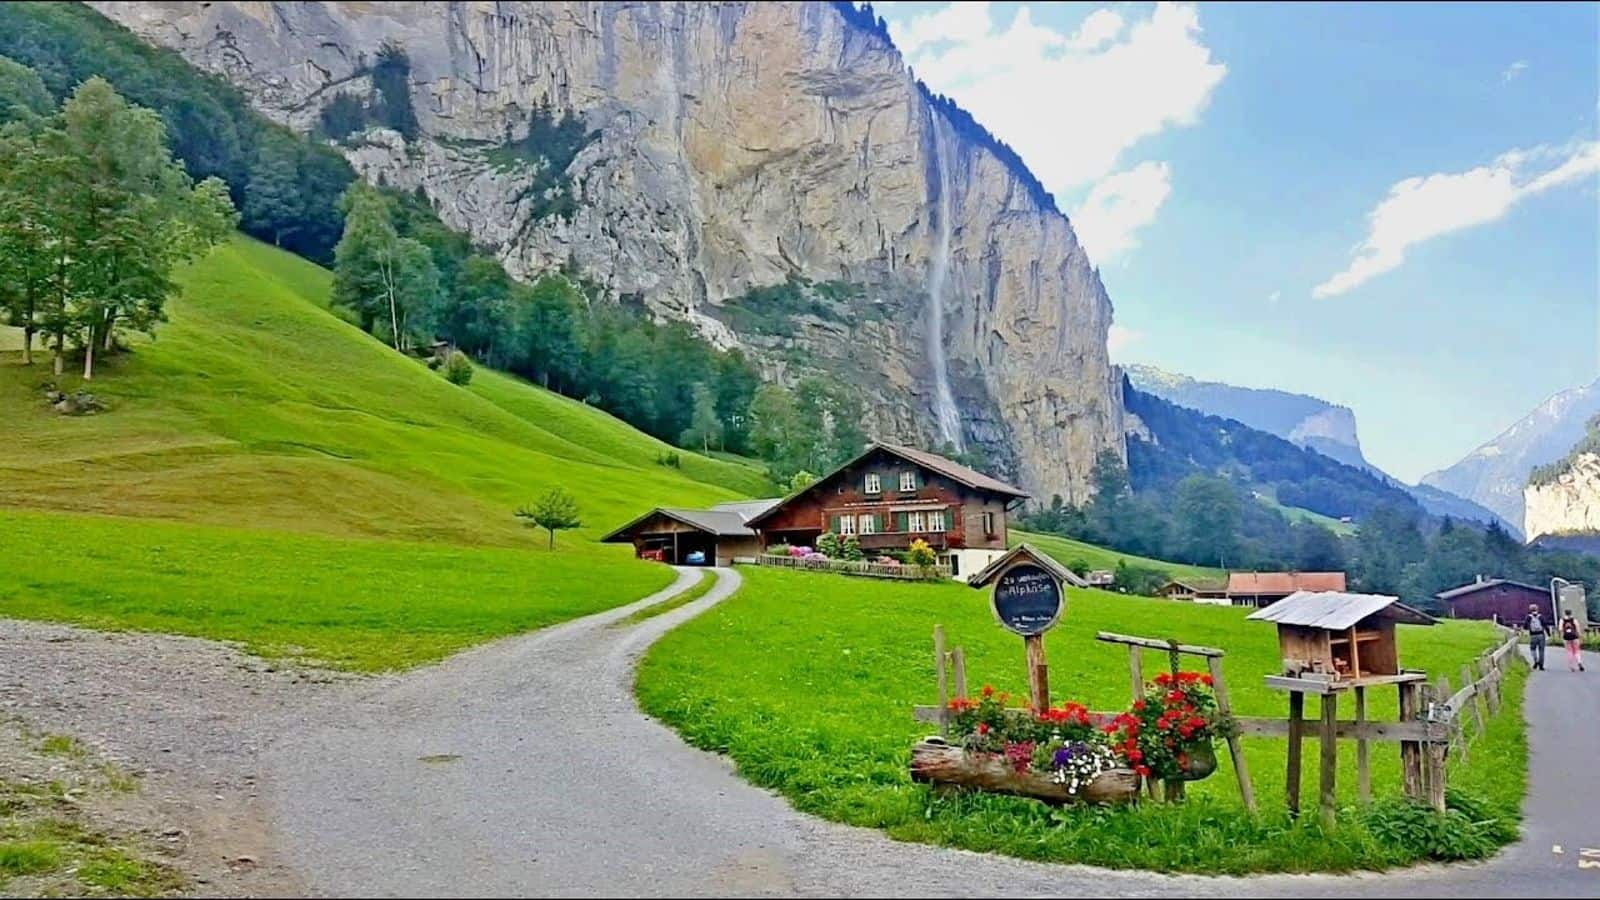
[{"x1": 5, "y1": 572, "x2": 1595, "y2": 897}]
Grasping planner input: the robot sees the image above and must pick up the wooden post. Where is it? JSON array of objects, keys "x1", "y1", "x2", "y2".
[
  {"x1": 1206, "y1": 655, "x2": 1256, "y2": 814},
  {"x1": 1398, "y1": 680, "x2": 1421, "y2": 801},
  {"x1": 1354, "y1": 685, "x2": 1370, "y2": 805},
  {"x1": 1286, "y1": 691, "x2": 1305, "y2": 819},
  {"x1": 1024, "y1": 634, "x2": 1049, "y2": 712},
  {"x1": 1465, "y1": 663, "x2": 1488, "y2": 732},
  {"x1": 1428, "y1": 678, "x2": 1449, "y2": 811},
  {"x1": 951, "y1": 647, "x2": 967, "y2": 699},
  {"x1": 1480, "y1": 658, "x2": 1500, "y2": 714},
  {"x1": 934, "y1": 626, "x2": 949, "y2": 735},
  {"x1": 1128, "y1": 645, "x2": 1144, "y2": 703},
  {"x1": 1319, "y1": 692, "x2": 1339, "y2": 827}
]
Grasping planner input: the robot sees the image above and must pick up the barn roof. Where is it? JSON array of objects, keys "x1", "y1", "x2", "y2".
[
  {"x1": 600, "y1": 498, "x2": 782, "y2": 542},
  {"x1": 965, "y1": 544, "x2": 1089, "y2": 589},
  {"x1": 1227, "y1": 571, "x2": 1347, "y2": 595},
  {"x1": 1246, "y1": 590, "x2": 1436, "y2": 629},
  {"x1": 1435, "y1": 578, "x2": 1547, "y2": 601}
]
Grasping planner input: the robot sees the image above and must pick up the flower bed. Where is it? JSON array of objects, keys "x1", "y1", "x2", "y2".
[{"x1": 912, "y1": 674, "x2": 1235, "y2": 805}]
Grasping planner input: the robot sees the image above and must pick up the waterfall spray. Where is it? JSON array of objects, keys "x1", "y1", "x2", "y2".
[{"x1": 925, "y1": 111, "x2": 964, "y2": 452}]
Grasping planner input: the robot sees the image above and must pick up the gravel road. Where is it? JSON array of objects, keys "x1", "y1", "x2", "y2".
[{"x1": 9, "y1": 570, "x2": 1597, "y2": 896}]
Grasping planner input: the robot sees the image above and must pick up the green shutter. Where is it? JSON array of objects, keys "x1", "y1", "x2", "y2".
[
  {"x1": 896, "y1": 511, "x2": 909, "y2": 532},
  {"x1": 829, "y1": 515, "x2": 840, "y2": 534},
  {"x1": 874, "y1": 513, "x2": 885, "y2": 533}
]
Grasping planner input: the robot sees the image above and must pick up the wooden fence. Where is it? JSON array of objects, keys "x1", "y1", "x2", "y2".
[{"x1": 753, "y1": 553, "x2": 950, "y2": 581}]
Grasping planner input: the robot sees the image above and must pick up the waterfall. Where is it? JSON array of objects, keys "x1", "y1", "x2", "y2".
[{"x1": 925, "y1": 112, "x2": 964, "y2": 452}]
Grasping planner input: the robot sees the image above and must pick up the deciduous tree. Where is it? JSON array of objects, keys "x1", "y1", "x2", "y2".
[{"x1": 516, "y1": 488, "x2": 582, "y2": 550}]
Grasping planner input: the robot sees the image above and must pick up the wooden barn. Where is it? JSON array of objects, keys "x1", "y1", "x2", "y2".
[
  {"x1": 1248, "y1": 591, "x2": 1436, "y2": 681},
  {"x1": 745, "y1": 441, "x2": 1029, "y2": 578},
  {"x1": 601, "y1": 499, "x2": 779, "y2": 567},
  {"x1": 1435, "y1": 578, "x2": 1550, "y2": 624},
  {"x1": 1226, "y1": 571, "x2": 1347, "y2": 608}
]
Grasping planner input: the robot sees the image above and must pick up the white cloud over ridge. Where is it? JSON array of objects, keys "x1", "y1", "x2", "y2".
[
  {"x1": 886, "y1": 2, "x2": 1225, "y2": 264},
  {"x1": 1314, "y1": 141, "x2": 1600, "y2": 298}
]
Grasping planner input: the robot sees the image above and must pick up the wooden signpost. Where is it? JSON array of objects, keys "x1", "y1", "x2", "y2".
[{"x1": 969, "y1": 545, "x2": 1071, "y2": 711}]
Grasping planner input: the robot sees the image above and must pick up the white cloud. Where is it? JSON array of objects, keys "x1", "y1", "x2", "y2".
[
  {"x1": 1502, "y1": 60, "x2": 1528, "y2": 83},
  {"x1": 885, "y1": 4, "x2": 1224, "y2": 264},
  {"x1": 1314, "y1": 141, "x2": 1600, "y2": 298},
  {"x1": 1069, "y1": 161, "x2": 1172, "y2": 264},
  {"x1": 1107, "y1": 323, "x2": 1142, "y2": 360}
]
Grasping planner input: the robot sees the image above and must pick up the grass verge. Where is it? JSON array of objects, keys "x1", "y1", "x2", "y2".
[
  {"x1": 637, "y1": 566, "x2": 1527, "y2": 874},
  {"x1": 618, "y1": 570, "x2": 719, "y2": 626}
]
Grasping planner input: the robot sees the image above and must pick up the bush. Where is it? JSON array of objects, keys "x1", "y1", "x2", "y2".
[
  {"x1": 765, "y1": 543, "x2": 792, "y2": 557},
  {"x1": 1360, "y1": 795, "x2": 1508, "y2": 861},
  {"x1": 442, "y1": 351, "x2": 473, "y2": 385},
  {"x1": 840, "y1": 535, "x2": 864, "y2": 561},
  {"x1": 817, "y1": 531, "x2": 843, "y2": 558},
  {"x1": 906, "y1": 538, "x2": 937, "y2": 567},
  {"x1": 655, "y1": 450, "x2": 681, "y2": 468}
]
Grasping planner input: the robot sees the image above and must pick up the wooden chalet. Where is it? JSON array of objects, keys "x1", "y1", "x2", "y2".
[
  {"x1": 1157, "y1": 577, "x2": 1228, "y2": 604},
  {"x1": 745, "y1": 441, "x2": 1029, "y2": 579},
  {"x1": 1435, "y1": 577, "x2": 1550, "y2": 624},
  {"x1": 1226, "y1": 571, "x2": 1347, "y2": 608},
  {"x1": 1248, "y1": 591, "x2": 1435, "y2": 683},
  {"x1": 600, "y1": 499, "x2": 780, "y2": 567}
]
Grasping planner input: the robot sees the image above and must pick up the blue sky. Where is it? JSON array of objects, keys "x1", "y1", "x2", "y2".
[{"x1": 878, "y1": 2, "x2": 1599, "y2": 482}]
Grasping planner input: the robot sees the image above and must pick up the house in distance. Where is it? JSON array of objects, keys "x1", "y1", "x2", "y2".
[
  {"x1": 1225, "y1": 571, "x2": 1347, "y2": 608},
  {"x1": 1435, "y1": 577, "x2": 1551, "y2": 624},
  {"x1": 602, "y1": 441, "x2": 1029, "y2": 579}
]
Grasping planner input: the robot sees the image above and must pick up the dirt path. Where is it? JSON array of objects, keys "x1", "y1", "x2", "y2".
[{"x1": 9, "y1": 572, "x2": 1597, "y2": 896}]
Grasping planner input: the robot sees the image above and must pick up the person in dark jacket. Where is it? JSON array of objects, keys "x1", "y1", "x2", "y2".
[
  {"x1": 1560, "y1": 611, "x2": 1585, "y2": 672},
  {"x1": 1526, "y1": 606, "x2": 1547, "y2": 671}
]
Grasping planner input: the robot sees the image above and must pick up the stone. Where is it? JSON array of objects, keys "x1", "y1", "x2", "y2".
[
  {"x1": 92, "y1": 1, "x2": 1125, "y2": 502},
  {"x1": 1525, "y1": 452, "x2": 1600, "y2": 539}
]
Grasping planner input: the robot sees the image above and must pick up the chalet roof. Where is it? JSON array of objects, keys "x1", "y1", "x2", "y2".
[
  {"x1": 1162, "y1": 577, "x2": 1228, "y2": 593},
  {"x1": 966, "y1": 544, "x2": 1090, "y2": 589},
  {"x1": 600, "y1": 498, "x2": 783, "y2": 542},
  {"x1": 1435, "y1": 578, "x2": 1548, "y2": 601},
  {"x1": 1227, "y1": 571, "x2": 1347, "y2": 596},
  {"x1": 1246, "y1": 590, "x2": 1437, "y2": 629},
  {"x1": 745, "y1": 441, "x2": 1027, "y2": 528}
]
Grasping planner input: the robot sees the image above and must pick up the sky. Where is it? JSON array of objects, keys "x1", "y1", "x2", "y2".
[{"x1": 876, "y1": 1, "x2": 1600, "y2": 483}]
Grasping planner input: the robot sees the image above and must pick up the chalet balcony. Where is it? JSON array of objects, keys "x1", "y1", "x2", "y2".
[{"x1": 857, "y1": 531, "x2": 949, "y2": 551}]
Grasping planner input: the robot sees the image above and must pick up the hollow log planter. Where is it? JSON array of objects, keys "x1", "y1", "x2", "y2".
[{"x1": 909, "y1": 738, "x2": 1140, "y2": 805}]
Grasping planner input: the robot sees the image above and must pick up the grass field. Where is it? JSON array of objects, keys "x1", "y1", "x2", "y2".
[
  {"x1": 618, "y1": 569, "x2": 718, "y2": 626},
  {"x1": 1014, "y1": 530, "x2": 1226, "y2": 583},
  {"x1": 637, "y1": 567, "x2": 1525, "y2": 873},
  {"x1": 0, "y1": 237, "x2": 767, "y2": 669},
  {"x1": 1255, "y1": 492, "x2": 1358, "y2": 537}
]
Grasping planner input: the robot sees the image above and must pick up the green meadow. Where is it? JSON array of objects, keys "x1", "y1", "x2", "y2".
[
  {"x1": 0, "y1": 237, "x2": 765, "y2": 669},
  {"x1": 637, "y1": 566, "x2": 1526, "y2": 873}
]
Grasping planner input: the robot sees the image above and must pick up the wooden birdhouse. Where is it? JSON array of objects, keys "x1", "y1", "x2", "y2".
[{"x1": 1248, "y1": 591, "x2": 1436, "y2": 684}]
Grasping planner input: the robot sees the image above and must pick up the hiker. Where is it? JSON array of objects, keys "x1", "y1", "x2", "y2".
[
  {"x1": 1526, "y1": 605, "x2": 1547, "y2": 670},
  {"x1": 1561, "y1": 610, "x2": 1585, "y2": 672}
]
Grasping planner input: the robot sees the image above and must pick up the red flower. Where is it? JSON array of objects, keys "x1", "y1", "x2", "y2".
[
  {"x1": 1167, "y1": 690, "x2": 1187, "y2": 704},
  {"x1": 1178, "y1": 725, "x2": 1193, "y2": 739},
  {"x1": 1178, "y1": 752, "x2": 1190, "y2": 769},
  {"x1": 998, "y1": 692, "x2": 1010, "y2": 705},
  {"x1": 1128, "y1": 748, "x2": 1143, "y2": 762},
  {"x1": 1188, "y1": 716, "x2": 1206, "y2": 729},
  {"x1": 1133, "y1": 699, "x2": 1147, "y2": 711},
  {"x1": 977, "y1": 723, "x2": 990, "y2": 736},
  {"x1": 1200, "y1": 674, "x2": 1214, "y2": 686},
  {"x1": 982, "y1": 684, "x2": 995, "y2": 698},
  {"x1": 1154, "y1": 673, "x2": 1172, "y2": 686},
  {"x1": 1136, "y1": 765, "x2": 1151, "y2": 778}
]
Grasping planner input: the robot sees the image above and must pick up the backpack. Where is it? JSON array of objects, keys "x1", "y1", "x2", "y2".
[{"x1": 1562, "y1": 619, "x2": 1581, "y2": 641}]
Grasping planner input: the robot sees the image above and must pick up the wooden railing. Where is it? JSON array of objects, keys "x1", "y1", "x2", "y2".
[{"x1": 753, "y1": 553, "x2": 950, "y2": 580}]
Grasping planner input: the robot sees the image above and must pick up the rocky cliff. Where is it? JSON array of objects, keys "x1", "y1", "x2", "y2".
[
  {"x1": 1525, "y1": 452, "x2": 1600, "y2": 539},
  {"x1": 92, "y1": 0, "x2": 1124, "y2": 503}
]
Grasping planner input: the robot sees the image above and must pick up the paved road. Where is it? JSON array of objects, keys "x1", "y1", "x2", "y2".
[{"x1": 264, "y1": 569, "x2": 1600, "y2": 897}]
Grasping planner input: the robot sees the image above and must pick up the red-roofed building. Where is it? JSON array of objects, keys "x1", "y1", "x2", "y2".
[{"x1": 1226, "y1": 571, "x2": 1347, "y2": 608}]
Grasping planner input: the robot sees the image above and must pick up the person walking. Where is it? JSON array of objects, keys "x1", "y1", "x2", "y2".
[
  {"x1": 1560, "y1": 610, "x2": 1585, "y2": 672},
  {"x1": 1526, "y1": 605, "x2": 1548, "y2": 671}
]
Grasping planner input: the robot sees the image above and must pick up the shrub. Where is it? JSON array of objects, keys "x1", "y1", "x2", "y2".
[
  {"x1": 442, "y1": 350, "x2": 473, "y2": 385},
  {"x1": 765, "y1": 543, "x2": 792, "y2": 557},
  {"x1": 840, "y1": 535, "x2": 864, "y2": 561},
  {"x1": 655, "y1": 450, "x2": 681, "y2": 468},
  {"x1": 906, "y1": 538, "x2": 937, "y2": 568},
  {"x1": 816, "y1": 531, "x2": 843, "y2": 558},
  {"x1": 1360, "y1": 795, "x2": 1505, "y2": 861}
]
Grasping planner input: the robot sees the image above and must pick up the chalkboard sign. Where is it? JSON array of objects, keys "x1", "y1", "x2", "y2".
[{"x1": 992, "y1": 563, "x2": 1064, "y2": 636}]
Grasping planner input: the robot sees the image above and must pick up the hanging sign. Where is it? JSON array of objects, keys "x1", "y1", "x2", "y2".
[{"x1": 992, "y1": 562, "x2": 1064, "y2": 636}]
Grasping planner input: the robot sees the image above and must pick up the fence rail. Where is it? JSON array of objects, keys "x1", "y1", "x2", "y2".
[{"x1": 753, "y1": 553, "x2": 950, "y2": 581}]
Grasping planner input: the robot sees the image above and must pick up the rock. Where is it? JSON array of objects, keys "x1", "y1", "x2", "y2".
[
  {"x1": 90, "y1": 0, "x2": 1124, "y2": 502},
  {"x1": 1526, "y1": 451, "x2": 1600, "y2": 539}
]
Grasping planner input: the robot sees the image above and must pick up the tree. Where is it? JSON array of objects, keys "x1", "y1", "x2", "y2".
[
  {"x1": 679, "y1": 382, "x2": 723, "y2": 453},
  {"x1": 1172, "y1": 474, "x2": 1241, "y2": 567},
  {"x1": 0, "y1": 123, "x2": 61, "y2": 366},
  {"x1": 0, "y1": 54, "x2": 51, "y2": 125},
  {"x1": 516, "y1": 487, "x2": 582, "y2": 550},
  {"x1": 786, "y1": 470, "x2": 817, "y2": 494},
  {"x1": 243, "y1": 133, "x2": 304, "y2": 246},
  {"x1": 1294, "y1": 522, "x2": 1346, "y2": 572},
  {"x1": 333, "y1": 184, "x2": 439, "y2": 350},
  {"x1": 748, "y1": 383, "x2": 805, "y2": 480}
]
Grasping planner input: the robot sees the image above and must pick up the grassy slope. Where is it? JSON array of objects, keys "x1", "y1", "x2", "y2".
[
  {"x1": 1257, "y1": 492, "x2": 1358, "y2": 537},
  {"x1": 0, "y1": 236, "x2": 769, "y2": 669},
  {"x1": 1014, "y1": 530, "x2": 1226, "y2": 583},
  {"x1": 638, "y1": 567, "x2": 1524, "y2": 873}
]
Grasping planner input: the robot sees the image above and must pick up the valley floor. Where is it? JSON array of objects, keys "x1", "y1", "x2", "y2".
[{"x1": 4, "y1": 569, "x2": 1597, "y2": 897}]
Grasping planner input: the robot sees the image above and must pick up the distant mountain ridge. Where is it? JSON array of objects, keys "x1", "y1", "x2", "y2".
[
  {"x1": 1424, "y1": 378, "x2": 1600, "y2": 536},
  {"x1": 1125, "y1": 363, "x2": 1514, "y2": 534}
]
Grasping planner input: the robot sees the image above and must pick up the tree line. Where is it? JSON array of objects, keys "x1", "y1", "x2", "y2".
[{"x1": 0, "y1": 69, "x2": 236, "y2": 378}]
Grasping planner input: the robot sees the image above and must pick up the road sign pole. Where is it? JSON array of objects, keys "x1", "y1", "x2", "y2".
[{"x1": 1025, "y1": 633, "x2": 1049, "y2": 711}]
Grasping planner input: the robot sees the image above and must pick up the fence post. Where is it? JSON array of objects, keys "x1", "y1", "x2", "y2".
[
  {"x1": 951, "y1": 647, "x2": 967, "y2": 699},
  {"x1": 1285, "y1": 691, "x2": 1305, "y2": 819},
  {"x1": 1398, "y1": 680, "x2": 1422, "y2": 801},
  {"x1": 1207, "y1": 655, "x2": 1256, "y2": 815},
  {"x1": 933, "y1": 626, "x2": 948, "y2": 736},
  {"x1": 1354, "y1": 685, "x2": 1371, "y2": 805},
  {"x1": 1428, "y1": 677, "x2": 1450, "y2": 811},
  {"x1": 1319, "y1": 692, "x2": 1339, "y2": 827}
]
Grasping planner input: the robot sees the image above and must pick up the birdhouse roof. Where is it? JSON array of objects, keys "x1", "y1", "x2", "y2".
[
  {"x1": 1246, "y1": 590, "x2": 1436, "y2": 630},
  {"x1": 965, "y1": 544, "x2": 1088, "y2": 590}
]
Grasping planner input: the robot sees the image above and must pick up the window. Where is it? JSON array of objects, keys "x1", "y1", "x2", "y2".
[
  {"x1": 928, "y1": 509, "x2": 946, "y2": 532},
  {"x1": 838, "y1": 515, "x2": 855, "y2": 535},
  {"x1": 907, "y1": 511, "x2": 925, "y2": 533},
  {"x1": 982, "y1": 511, "x2": 995, "y2": 535},
  {"x1": 899, "y1": 471, "x2": 918, "y2": 492},
  {"x1": 864, "y1": 473, "x2": 881, "y2": 494},
  {"x1": 858, "y1": 513, "x2": 877, "y2": 535}
]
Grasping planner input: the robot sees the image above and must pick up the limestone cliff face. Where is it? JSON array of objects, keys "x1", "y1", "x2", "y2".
[
  {"x1": 93, "y1": 1, "x2": 1125, "y2": 502},
  {"x1": 1525, "y1": 452, "x2": 1600, "y2": 540}
]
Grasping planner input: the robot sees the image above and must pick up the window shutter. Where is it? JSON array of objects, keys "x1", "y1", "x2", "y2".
[
  {"x1": 875, "y1": 514, "x2": 885, "y2": 533},
  {"x1": 830, "y1": 515, "x2": 840, "y2": 533}
]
